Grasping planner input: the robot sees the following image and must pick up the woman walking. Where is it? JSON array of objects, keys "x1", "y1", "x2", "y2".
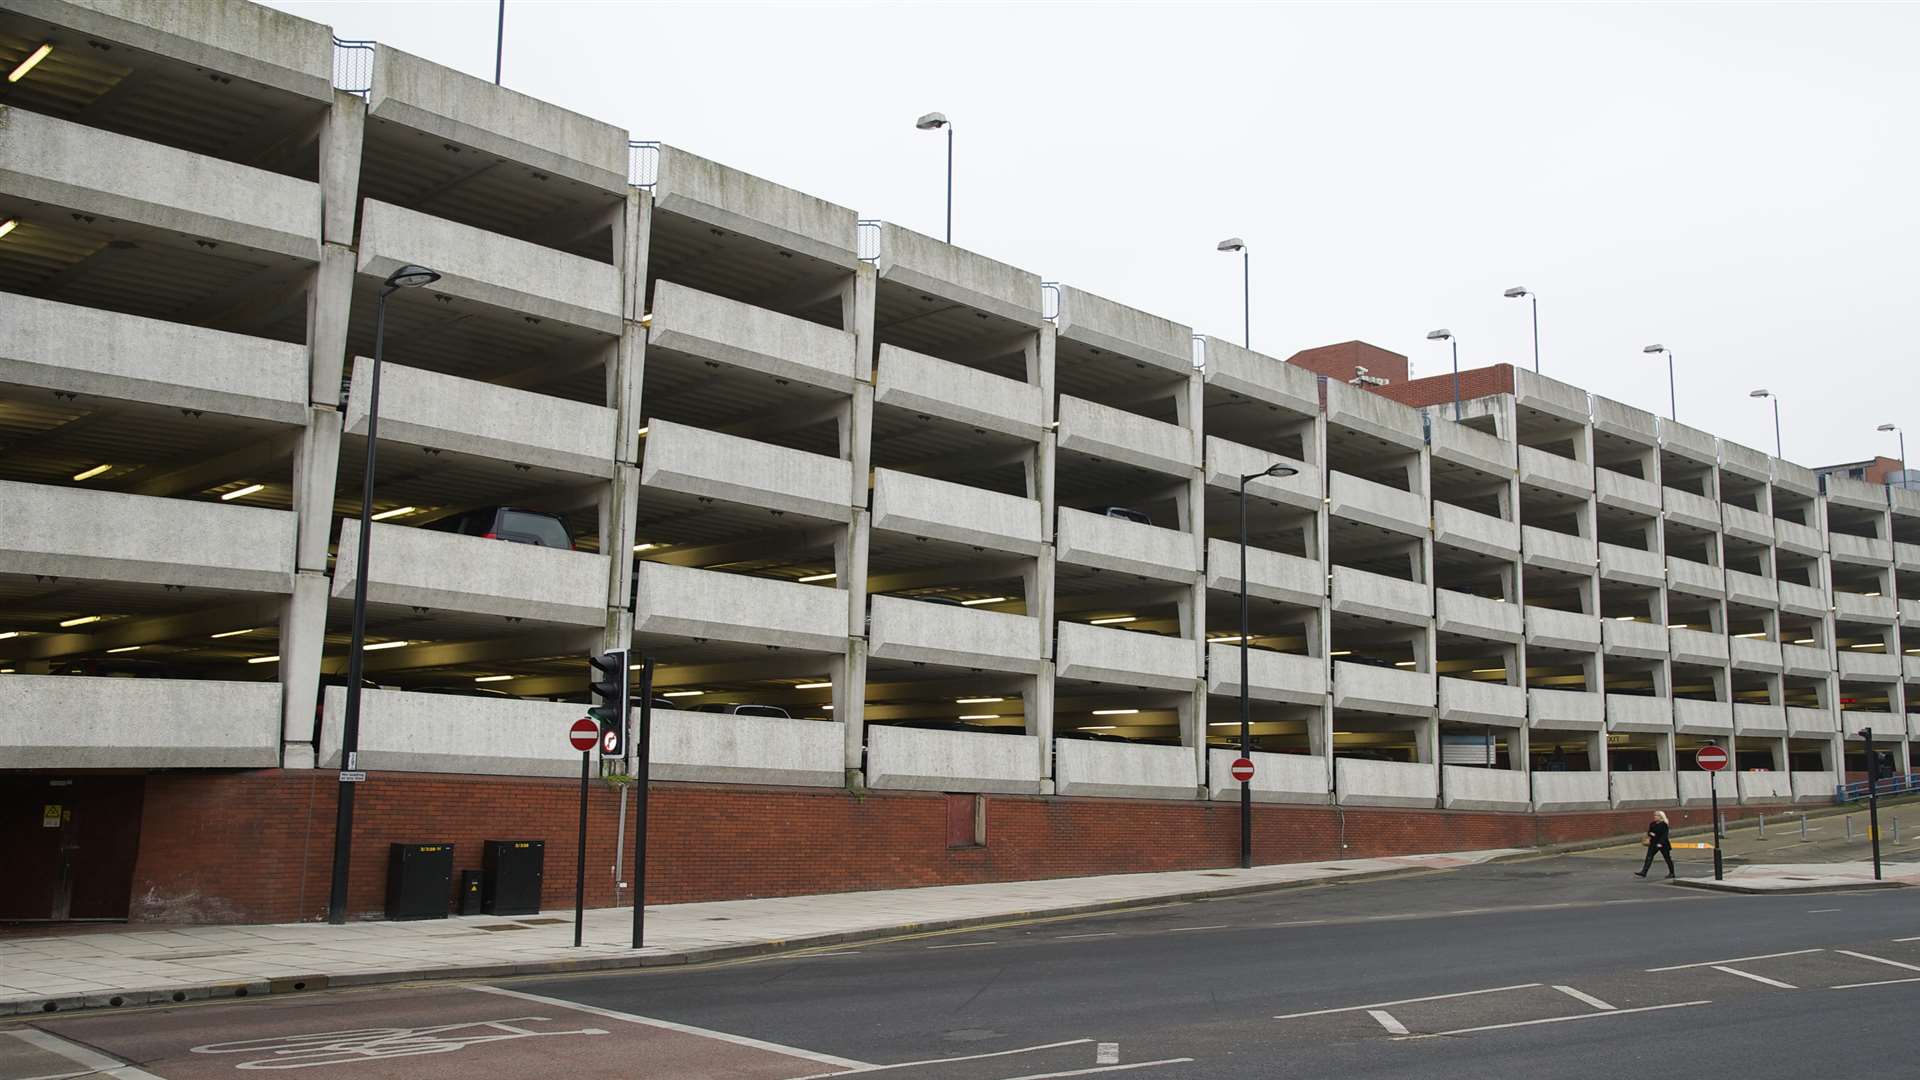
[{"x1": 1636, "y1": 810, "x2": 1675, "y2": 878}]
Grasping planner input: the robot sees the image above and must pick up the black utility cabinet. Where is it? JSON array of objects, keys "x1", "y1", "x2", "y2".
[
  {"x1": 482, "y1": 839, "x2": 545, "y2": 916},
  {"x1": 458, "y1": 869, "x2": 484, "y2": 915},
  {"x1": 385, "y1": 842, "x2": 454, "y2": 920}
]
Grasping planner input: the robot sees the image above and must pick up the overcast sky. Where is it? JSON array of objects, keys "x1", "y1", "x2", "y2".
[{"x1": 268, "y1": 1, "x2": 1916, "y2": 471}]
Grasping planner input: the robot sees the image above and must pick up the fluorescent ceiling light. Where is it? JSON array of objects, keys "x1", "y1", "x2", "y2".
[
  {"x1": 1091, "y1": 708, "x2": 1139, "y2": 716},
  {"x1": 1848, "y1": 643, "x2": 1884, "y2": 649},
  {"x1": 8, "y1": 43, "x2": 52, "y2": 83},
  {"x1": 370, "y1": 505, "x2": 416, "y2": 522},
  {"x1": 637, "y1": 426, "x2": 649, "y2": 436},
  {"x1": 1330, "y1": 650, "x2": 1353, "y2": 657},
  {"x1": 956, "y1": 697, "x2": 1004, "y2": 704},
  {"x1": 210, "y1": 628, "x2": 253, "y2": 639},
  {"x1": 1613, "y1": 616, "x2": 1639, "y2": 621},
  {"x1": 475, "y1": 674, "x2": 515, "y2": 682},
  {"x1": 1208, "y1": 722, "x2": 1243, "y2": 727},
  {"x1": 1470, "y1": 668, "x2": 1505, "y2": 675},
  {"x1": 0, "y1": 218, "x2": 17, "y2": 240},
  {"x1": 246, "y1": 655, "x2": 280, "y2": 664},
  {"x1": 958, "y1": 714, "x2": 999, "y2": 721},
  {"x1": 1089, "y1": 615, "x2": 1136, "y2": 625},
  {"x1": 633, "y1": 542, "x2": 662, "y2": 552},
  {"x1": 364, "y1": 640, "x2": 410, "y2": 651},
  {"x1": 661, "y1": 689, "x2": 704, "y2": 698},
  {"x1": 1667, "y1": 624, "x2": 1688, "y2": 629},
  {"x1": 220, "y1": 483, "x2": 264, "y2": 501},
  {"x1": 1794, "y1": 638, "x2": 1816, "y2": 645},
  {"x1": 107, "y1": 645, "x2": 140, "y2": 654},
  {"x1": 72, "y1": 464, "x2": 111, "y2": 482},
  {"x1": 795, "y1": 681, "x2": 833, "y2": 690},
  {"x1": 960, "y1": 596, "x2": 1007, "y2": 606},
  {"x1": 1393, "y1": 660, "x2": 1416, "y2": 667},
  {"x1": 1735, "y1": 632, "x2": 1767, "y2": 638},
  {"x1": 1082, "y1": 725, "x2": 1116, "y2": 731},
  {"x1": 59, "y1": 615, "x2": 101, "y2": 627},
  {"x1": 798, "y1": 572, "x2": 836, "y2": 583},
  {"x1": 822, "y1": 704, "x2": 833, "y2": 710},
  {"x1": 1207, "y1": 635, "x2": 1244, "y2": 643},
  {"x1": 0, "y1": 631, "x2": 18, "y2": 640}
]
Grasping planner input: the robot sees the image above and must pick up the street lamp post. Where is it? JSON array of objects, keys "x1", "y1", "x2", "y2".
[
  {"x1": 1427, "y1": 329, "x2": 1459, "y2": 419},
  {"x1": 327, "y1": 263, "x2": 441, "y2": 926},
  {"x1": 1643, "y1": 344, "x2": 1675, "y2": 420},
  {"x1": 1238, "y1": 462, "x2": 1299, "y2": 870},
  {"x1": 1217, "y1": 238, "x2": 1248, "y2": 349},
  {"x1": 1878, "y1": 424, "x2": 1908, "y2": 488},
  {"x1": 915, "y1": 112, "x2": 951, "y2": 244},
  {"x1": 1749, "y1": 389, "x2": 1782, "y2": 458},
  {"x1": 1503, "y1": 287, "x2": 1538, "y2": 374}
]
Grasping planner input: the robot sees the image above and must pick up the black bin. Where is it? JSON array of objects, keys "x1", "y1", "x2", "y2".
[
  {"x1": 482, "y1": 839, "x2": 545, "y2": 916},
  {"x1": 458, "y1": 870, "x2": 484, "y2": 916},
  {"x1": 384, "y1": 842, "x2": 453, "y2": 920}
]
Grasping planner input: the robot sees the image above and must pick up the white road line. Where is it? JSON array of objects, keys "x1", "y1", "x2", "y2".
[
  {"x1": 995, "y1": 1060, "x2": 1194, "y2": 1080},
  {"x1": 927, "y1": 941, "x2": 998, "y2": 950},
  {"x1": 1553, "y1": 985, "x2": 1616, "y2": 1011},
  {"x1": 1647, "y1": 948, "x2": 1823, "y2": 972},
  {"x1": 4, "y1": 1031, "x2": 165, "y2": 1080},
  {"x1": 1807, "y1": 908, "x2": 1841, "y2": 913},
  {"x1": 1165, "y1": 925, "x2": 1232, "y2": 933},
  {"x1": 1394, "y1": 1000, "x2": 1711, "y2": 1040},
  {"x1": 787, "y1": 1040, "x2": 1094, "y2": 1079},
  {"x1": 1367, "y1": 1010, "x2": 1410, "y2": 1035},
  {"x1": 1894, "y1": 936, "x2": 1920, "y2": 943},
  {"x1": 1711, "y1": 965, "x2": 1797, "y2": 989},
  {"x1": 1096, "y1": 1042, "x2": 1120, "y2": 1064},
  {"x1": 1056, "y1": 932, "x2": 1119, "y2": 941},
  {"x1": 1274, "y1": 983, "x2": 1541, "y2": 1020},
  {"x1": 466, "y1": 984, "x2": 870, "y2": 1070},
  {"x1": 1834, "y1": 949, "x2": 1920, "y2": 972},
  {"x1": 800, "y1": 951, "x2": 864, "y2": 958},
  {"x1": 1832, "y1": 975, "x2": 1920, "y2": 990}
]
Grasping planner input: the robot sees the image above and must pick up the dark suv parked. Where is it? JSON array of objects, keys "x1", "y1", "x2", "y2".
[{"x1": 425, "y1": 507, "x2": 573, "y2": 550}]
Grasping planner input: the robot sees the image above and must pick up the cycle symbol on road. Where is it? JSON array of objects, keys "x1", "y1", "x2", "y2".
[{"x1": 190, "y1": 1015, "x2": 609, "y2": 1069}]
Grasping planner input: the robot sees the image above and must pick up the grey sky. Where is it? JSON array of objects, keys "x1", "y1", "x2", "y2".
[{"x1": 268, "y1": 0, "x2": 1916, "y2": 470}]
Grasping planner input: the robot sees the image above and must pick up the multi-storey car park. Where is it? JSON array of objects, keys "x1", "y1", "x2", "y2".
[{"x1": 2, "y1": 0, "x2": 1916, "y2": 923}]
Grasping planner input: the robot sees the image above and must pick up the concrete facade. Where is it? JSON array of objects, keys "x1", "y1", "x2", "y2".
[{"x1": 3, "y1": 1, "x2": 1911, "y2": 895}]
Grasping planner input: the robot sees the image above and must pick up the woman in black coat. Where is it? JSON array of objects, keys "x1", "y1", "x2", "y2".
[{"x1": 1635, "y1": 810, "x2": 1675, "y2": 878}]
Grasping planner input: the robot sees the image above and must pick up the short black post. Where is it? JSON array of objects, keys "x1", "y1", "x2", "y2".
[
  {"x1": 632, "y1": 658, "x2": 654, "y2": 949},
  {"x1": 1709, "y1": 761, "x2": 1723, "y2": 881},
  {"x1": 574, "y1": 748, "x2": 589, "y2": 947},
  {"x1": 1864, "y1": 729, "x2": 1883, "y2": 881}
]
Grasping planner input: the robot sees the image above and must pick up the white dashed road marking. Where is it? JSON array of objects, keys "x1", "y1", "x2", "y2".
[
  {"x1": 467, "y1": 985, "x2": 869, "y2": 1069},
  {"x1": 1366, "y1": 1010, "x2": 1410, "y2": 1036},
  {"x1": 1833, "y1": 975, "x2": 1920, "y2": 990},
  {"x1": 1165, "y1": 925, "x2": 1232, "y2": 933},
  {"x1": 1711, "y1": 966, "x2": 1797, "y2": 990},
  {"x1": 1834, "y1": 949, "x2": 1920, "y2": 973},
  {"x1": 1274, "y1": 982, "x2": 1541, "y2": 1020},
  {"x1": 1056, "y1": 932, "x2": 1119, "y2": 941},
  {"x1": 1096, "y1": 1042, "x2": 1119, "y2": 1064},
  {"x1": 789, "y1": 1039, "x2": 1093, "y2": 1078},
  {"x1": 995, "y1": 1061, "x2": 1194, "y2": 1079},
  {"x1": 1552, "y1": 985, "x2": 1616, "y2": 1011},
  {"x1": 1647, "y1": 948, "x2": 1822, "y2": 972},
  {"x1": 5, "y1": 1030, "x2": 166, "y2": 1080},
  {"x1": 1393, "y1": 1000, "x2": 1712, "y2": 1040}
]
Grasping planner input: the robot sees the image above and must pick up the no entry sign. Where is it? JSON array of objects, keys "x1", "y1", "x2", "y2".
[
  {"x1": 1230, "y1": 757, "x2": 1256, "y2": 783},
  {"x1": 1695, "y1": 744, "x2": 1730, "y2": 772},
  {"x1": 569, "y1": 717, "x2": 599, "y2": 752}
]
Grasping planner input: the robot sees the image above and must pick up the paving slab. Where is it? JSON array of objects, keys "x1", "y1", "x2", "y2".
[{"x1": 1672, "y1": 861, "x2": 1917, "y2": 894}]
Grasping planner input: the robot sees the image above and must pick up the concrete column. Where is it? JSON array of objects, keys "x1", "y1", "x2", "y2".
[
  {"x1": 318, "y1": 91, "x2": 366, "y2": 246},
  {"x1": 1026, "y1": 547, "x2": 1055, "y2": 656},
  {"x1": 277, "y1": 571, "x2": 330, "y2": 768},
  {"x1": 843, "y1": 264, "x2": 876, "y2": 381},
  {"x1": 839, "y1": 508, "x2": 870, "y2": 640},
  {"x1": 842, "y1": 383, "x2": 874, "y2": 509},
  {"x1": 306, "y1": 244, "x2": 355, "y2": 405},
  {"x1": 838, "y1": 639, "x2": 868, "y2": 786},
  {"x1": 290, "y1": 406, "x2": 342, "y2": 573},
  {"x1": 1028, "y1": 663, "x2": 1055, "y2": 788},
  {"x1": 1036, "y1": 433, "x2": 1057, "y2": 544},
  {"x1": 1178, "y1": 685, "x2": 1207, "y2": 791},
  {"x1": 1032, "y1": 325, "x2": 1057, "y2": 425},
  {"x1": 602, "y1": 464, "x2": 639, "y2": 611}
]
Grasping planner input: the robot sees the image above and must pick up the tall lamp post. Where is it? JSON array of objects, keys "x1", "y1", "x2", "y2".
[
  {"x1": 1643, "y1": 344, "x2": 1675, "y2": 420},
  {"x1": 1217, "y1": 238, "x2": 1249, "y2": 349},
  {"x1": 1238, "y1": 461, "x2": 1299, "y2": 870},
  {"x1": 327, "y1": 263, "x2": 441, "y2": 926},
  {"x1": 1878, "y1": 424, "x2": 1908, "y2": 488},
  {"x1": 1502, "y1": 287, "x2": 1538, "y2": 373},
  {"x1": 1749, "y1": 389, "x2": 1782, "y2": 458},
  {"x1": 1427, "y1": 329, "x2": 1460, "y2": 419},
  {"x1": 915, "y1": 112, "x2": 951, "y2": 244}
]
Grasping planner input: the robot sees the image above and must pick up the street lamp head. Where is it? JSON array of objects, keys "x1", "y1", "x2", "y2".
[
  {"x1": 384, "y1": 264, "x2": 440, "y2": 290},
  {"x1": 1426, "y1": 329, "x2": 1452, "y2": 341},
  {"x1": 1216, "y1": 237, "x2": 1246, "y2": 253},
  {"x1": 1642, "y1": 344, "x2": 1666, "y2": 355},
  {"x1": 1878, "y1": 423, "x2": 1897, "y2": 432},
  {"x1": 1749, "y1": 389, "x2": 1771, "y2": 399},
  {"x1": 914, "y1": 111, "x2": 948, "y2": 130},
  {"x1": 1503, "y1": 286, "x2": 1530, "y2": 299},
  {"x1": 1262, "y1": 463, "x2": 1300, "y2": 479}
]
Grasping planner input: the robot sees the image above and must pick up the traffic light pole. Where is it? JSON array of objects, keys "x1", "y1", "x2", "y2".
[
  {"x1": 1864, "y1": 729, "x2": 1883, "y2": 881},
  {"x1": 574, "y1": 748, "x2": 589, "y2": 947},
  {"x1": 632, "y1": 657, "x2": 654, "y2": 949}
]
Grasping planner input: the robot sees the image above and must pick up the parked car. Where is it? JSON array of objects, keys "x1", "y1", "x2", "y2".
[
  {"x1": 1094, "y1": 506, "x2": 1151, "y2": 526},
  {"x1": 692, "y1": 703, "x2": 793, "y2": 719},
  {"x1": 425, "y1": 506, "x2": 573, "y2": 550}
]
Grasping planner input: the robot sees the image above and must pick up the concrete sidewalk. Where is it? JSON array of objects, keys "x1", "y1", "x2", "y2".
[
  {"x1": 1673, "y1": 861, "x2": 1919, "y2": 894},
  {"x1": 1, "y1": 849, "x2": 1520, "y2": 1015}
]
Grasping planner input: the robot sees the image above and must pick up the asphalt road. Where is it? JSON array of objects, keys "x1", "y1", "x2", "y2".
[{"x1": 8, "y1": 850, "x2": 1918, "y2": 1080}]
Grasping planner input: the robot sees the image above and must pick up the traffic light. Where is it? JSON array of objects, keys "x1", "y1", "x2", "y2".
[{"x1": 587, "y1": 649, "x2": 630, "y2": 758}]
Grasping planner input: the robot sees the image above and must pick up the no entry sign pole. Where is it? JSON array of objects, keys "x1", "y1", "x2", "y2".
[
  {"x1": 569, "y1": 717, "x2": 597, "y2": 947},
  {"x1": 1863, "y1": 728, "x2": 1883, "y2": 881},
  {"x1": 1696, "y1": 742, "x2": 1729, "y2": 881}
]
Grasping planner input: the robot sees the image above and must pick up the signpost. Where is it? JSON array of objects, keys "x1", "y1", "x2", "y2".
[
  {"x1": 567, "y1": 717, "x2": 596, "y2": 946},
  {"x1": 1696, "y1": 742, "x2": 1729, "y2": 881},
  {"x1": 1861, "y1": 728, "x2": 1883, "y2": 881},
  {"x1": 631, "y1": 657, "x2": 655, "y2": 949},
  {"x1": 1230, "y1": 757, "x2": 1256, "y2": 783}
]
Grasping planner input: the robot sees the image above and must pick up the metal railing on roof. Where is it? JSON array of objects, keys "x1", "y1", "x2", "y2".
[
  {"x1": 331, "y1": 37, "x2": 374, "y2": 99},
  {"x1": 1836, "y1": 773, "x2": 1920, "y2": 803},
  {"x1": 1190, "y1": 333, "x2": 1206, "y2": 371},
  {"x1": 628, "y1": 141, "x2": 660, "y2": 189},
  {"x1": 856, "y1": 220, "x2": 882, "y2": 263},
  {"x1": 1040, "y1": 282, "x2": 1060, "y2": 323}
]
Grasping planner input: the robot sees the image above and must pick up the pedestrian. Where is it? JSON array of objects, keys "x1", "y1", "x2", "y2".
[{"x1": 1635, "y1": 810, "x2": 1675, "y2": 879}]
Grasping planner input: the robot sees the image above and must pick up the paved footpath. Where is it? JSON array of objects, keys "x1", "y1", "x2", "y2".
[{"x1": 2, "y1": 850, "x2": 1521, "y2": 1015}]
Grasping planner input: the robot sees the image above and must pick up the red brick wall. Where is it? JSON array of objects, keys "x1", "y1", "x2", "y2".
[
  {"x1": 1370, "y1": 364, "x2": 1515, "y2": 409},
  {"x1": 126, "y1": 771, "x2": 1769, "y2": 925},
  {"x1": 1286, "y1": 341, "x2": 1409, "y2": 385}
]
